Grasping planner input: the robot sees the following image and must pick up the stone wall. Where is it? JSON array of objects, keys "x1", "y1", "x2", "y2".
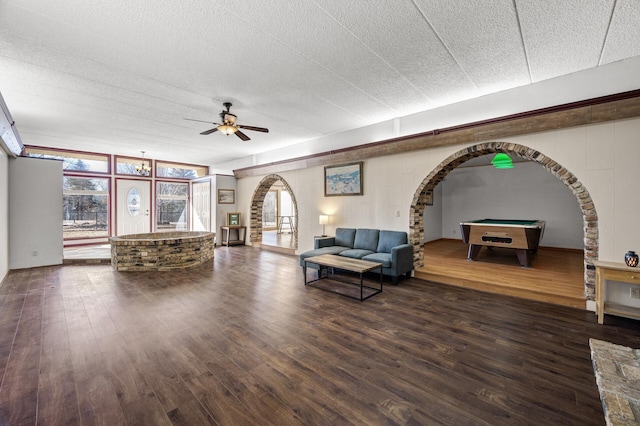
[
  {"x1": 110, "y1": 231, "x2": 215, "y2": 271},
  {"x1": 590, "y1": 338, "x2": 640, "y2": 425},
  {"x1": 249, "y1": 174, "x2": 298, "y2": 247}
]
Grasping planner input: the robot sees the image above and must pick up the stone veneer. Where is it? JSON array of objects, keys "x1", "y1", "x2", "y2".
[
  {"x1": 410, "y1": 142, "x2": 598, "y2": 301},
  {"x1": 249, "y1": 174, "x2": 299, "y2": 248},
  {"x1": 590, "y1": 338, "x2": 640, "y2": 425},
  {"x1": 110, "y1": 231, "x2": 215, "y2": 271}
]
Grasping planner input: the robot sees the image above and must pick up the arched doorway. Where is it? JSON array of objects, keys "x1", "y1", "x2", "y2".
[
  {"x1": 250, "y1": 174, "x2": 299, "y2": 250},
  {"x1": 410, "y1": 142, "x2": 598, "y2": 301}
]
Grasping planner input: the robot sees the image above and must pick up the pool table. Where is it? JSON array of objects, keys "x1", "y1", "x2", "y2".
[{"x1": 459, "y1": 219, "x2": 546, "y2": 267}]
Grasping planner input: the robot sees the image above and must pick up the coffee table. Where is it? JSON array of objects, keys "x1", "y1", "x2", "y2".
[{"x1": 303, "y1": 254, "x2": 383, "y2": 301}]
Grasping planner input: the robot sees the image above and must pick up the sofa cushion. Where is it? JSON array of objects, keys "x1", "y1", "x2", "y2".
[
  {"x1": 300, "y1": 246, "x2": 350, "y2": 260},
  {"x1": 377, "y1": 230, "x2": 408, "y2": 253},
  {"x1": 339, "y1": 249, "x2": 375, "y2": 259},
  {"x1": 334, "y1": 228, "x2": 356, "y2": 248},
  {"x1": 362, "y1": 252, "x2": 392, "y2": 268},
  {"x1": 354, "y1": 229, "x2": 380, "y2": 252}
]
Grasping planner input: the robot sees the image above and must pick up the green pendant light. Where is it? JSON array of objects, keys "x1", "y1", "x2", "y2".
[{"x1": 491, "y1": 153, "x2": 514, "y2": 169}]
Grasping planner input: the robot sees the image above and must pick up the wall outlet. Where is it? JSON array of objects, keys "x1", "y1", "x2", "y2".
[
  {"x1": 395, "y1": 210, "x2": 400, "y2": 217},
  {"x1": 631, "y1": 288, "x2": 640, "y2": 299},
  {"x1": 32, "y1": 250, "x2": 38, "y2": 257}
]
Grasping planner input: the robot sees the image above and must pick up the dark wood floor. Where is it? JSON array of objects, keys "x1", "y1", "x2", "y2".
[{"x1": 1, "y1": 247, "x2": 639, "y2": 425}]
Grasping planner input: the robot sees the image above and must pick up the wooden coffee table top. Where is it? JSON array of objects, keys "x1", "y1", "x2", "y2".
[{"x1": 304, "y1": 254, "x2": 382, "y2": 273}]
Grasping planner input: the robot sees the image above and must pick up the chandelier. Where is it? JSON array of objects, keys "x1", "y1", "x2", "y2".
[{"x1": 135, "y1": 151, "x2": 151, "y2": 176}]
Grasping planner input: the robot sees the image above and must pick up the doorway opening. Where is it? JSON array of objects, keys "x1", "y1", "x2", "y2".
[
  {"x1": 250, "y1": 174, "x2": 298, "y2": 254},
  {"x1": 410, "y1": 142, "x2": 598, "y2": 303}
]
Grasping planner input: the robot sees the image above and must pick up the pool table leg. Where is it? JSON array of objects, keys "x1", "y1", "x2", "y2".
[
  {"x1": 514, "y1": 249, "x2": 531, "y2": 267},
  {"x1": 467, "y1": 244, "x2": 482, "y2": 260}
]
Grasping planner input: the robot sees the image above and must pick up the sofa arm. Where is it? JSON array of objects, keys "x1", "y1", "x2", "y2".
[
  {"x1": 315, "y1": 237, "x2": 335, "y2": 249},
  {"x1": 391, "y1": 244, "x2": 414, "y2": 274}
]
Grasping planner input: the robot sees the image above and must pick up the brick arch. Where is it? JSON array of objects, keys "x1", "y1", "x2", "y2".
[
  {"x1": 249, "y1": 174, "x2": 298, "y2": 249},
  {"x1": 410, "y1": 142, "x2": 598, "y2": 301}
]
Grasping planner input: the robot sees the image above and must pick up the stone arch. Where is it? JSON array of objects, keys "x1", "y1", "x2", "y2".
[
  {"x1": 249, "y1": 174, "x2": 298, "y2": 249},
  {"x1": 410, "y1": 142, "x2": 598, "y2": 301}
]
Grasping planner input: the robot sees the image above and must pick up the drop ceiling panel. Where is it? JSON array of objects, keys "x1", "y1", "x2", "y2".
[
  {"x1": 213, "y1": 1, "x2": 428, "y2": 117},
  {"x1": 600, "y1": 0, "x2": 640, "y2": 64},
  {"x1": 518, "y1": 0, "x2": 616, "y2": 82},
  {"x1": 414, "y1": 0, "x2": 530, "y2": 92},
  {"x1": 315, "y1": 0, "x2": 481, "y2": 112}
]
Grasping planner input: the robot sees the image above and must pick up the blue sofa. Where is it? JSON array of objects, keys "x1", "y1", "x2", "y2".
[{"x1": 299, "y1": 228, "x2": 414, "y2": 284}]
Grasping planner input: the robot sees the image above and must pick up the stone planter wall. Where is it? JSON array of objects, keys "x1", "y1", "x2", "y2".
[
  {"x1": 590, "y1": 338, "x2": 640, "y2": 425},
  {"x1": 110, "y1": 231, "x2": 215, "y2": 271}
]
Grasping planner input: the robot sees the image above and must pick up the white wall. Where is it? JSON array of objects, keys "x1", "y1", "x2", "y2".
[
  {"x1": 9, "y1": 157, "x2": 63, "y2": 269},
  {"x1": 0, "y1": 150, "x2": 8, "y2": 283},
  {"x1": 237, "y1": 143, "x2": 460, "y2": 253},
  {"x1": 214, "y1": 174, "x2": 238, "y2": 231},
  {"x1": 440, "y1": 161, "x2": 583, "y2": 249}
]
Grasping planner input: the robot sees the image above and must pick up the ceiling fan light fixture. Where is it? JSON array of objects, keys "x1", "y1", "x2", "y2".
[
  {"x1": 186, "y1": 102, "x2": 269, "y2": 140},
  {"x1": 218, "y1": 124, "x2": 237, "y2": 135},
  {"x1": 223, "y1": 113, "x2": 237, "y2": 125}
]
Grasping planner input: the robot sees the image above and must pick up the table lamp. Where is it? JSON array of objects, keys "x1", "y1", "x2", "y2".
[{"x1": 319, "y1": 215, "x2": 329, "y2": 236}]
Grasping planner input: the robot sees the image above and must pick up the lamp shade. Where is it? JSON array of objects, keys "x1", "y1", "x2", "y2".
[
  {"x1": 218, "y1": 124, "x2": 237, "y2": 135},
  {"x1": 319, "y1": 215, "x2": 329, "y2": 225},
  {"x1": 491, "y1": 153, "x2": 514, "y2": 169}
]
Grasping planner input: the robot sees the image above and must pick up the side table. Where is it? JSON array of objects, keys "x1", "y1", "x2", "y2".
[
  {"x1": 220, "y1": 226, "x2": 246, "y2": 246},
  {"x1": 594, "y1": 260, "x2": 640, "y2": 324}
]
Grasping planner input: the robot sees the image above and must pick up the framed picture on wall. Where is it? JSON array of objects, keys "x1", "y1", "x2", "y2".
[
  {"x1": 324, "y1": 162, "x2": 363, "y2": 196},
  {"x1": 218, "y1": 189, "x2": 235, "y2": 204},
  {"x1": 227, "y1": 212, "x2": 241, "y2": 226}
]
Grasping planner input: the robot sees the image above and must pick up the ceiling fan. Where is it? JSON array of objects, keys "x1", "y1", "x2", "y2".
[{"x1": 185, "y1": 102, "x2": 269, "y2": 141}]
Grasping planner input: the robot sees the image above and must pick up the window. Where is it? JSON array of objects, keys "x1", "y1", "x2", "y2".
[
  {"x1": 280, "y1": 190, "x2": 293, "y2": 216},
  {"x1": 262, "y1": 190, "x2": 278, "y2": 229},
  {"x1": 116, "y1": 156, "x2": 151, "y2": 176},
  {"x1": 156, "y1": 182, "x2": 188, "y2": 231},
  {"x1": 24, "y1": 145, "x2": 210, "y2": 241},
  {"x1": 25, "y1": 147, "x2": 109, "y2": 174},
  {"x1": 156, "y1": 161, "x2": 208, "y2": 179},
  {"x1": 63, "y1": 177, "x2": 109, "y2": 238}
]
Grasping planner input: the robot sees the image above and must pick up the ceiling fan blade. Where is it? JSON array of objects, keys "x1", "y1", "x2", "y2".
[
  {"x1": 235, "y1": 130, "x2": 251, "y2": 141},
  {"x1": 184, "y1": 118, "x2": 216, "y2": 124},
  {"x1": 237, "y1": 124, "x2": 269, "y2": 133},
  {"x1": 200, "y1": 128, "x2": 219, "y2": 135}
]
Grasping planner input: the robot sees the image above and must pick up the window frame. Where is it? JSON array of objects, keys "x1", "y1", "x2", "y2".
[
  {"x1": 23, "y1": 145, "x2": 210, "y2": 242},
  {"x1": 114, "y1": 154, "x2": 154, "y2": 177},
  {"x1": 24, "y1": 145, "x2": 111, "y2": 175},
  {"x1": 155, "y1": 160, "x2": 208, "y2": 180},
  {"x1": 62, "y1": 175, "x2": 111, "y2": 241},
  {"x1": 155, "y1": 179, "x2": 190, "y2": 232}
]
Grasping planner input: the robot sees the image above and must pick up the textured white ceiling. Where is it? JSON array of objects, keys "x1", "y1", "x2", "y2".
[{"x1": 1, "y1": 0, "x2": 639, "y2": 168}]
